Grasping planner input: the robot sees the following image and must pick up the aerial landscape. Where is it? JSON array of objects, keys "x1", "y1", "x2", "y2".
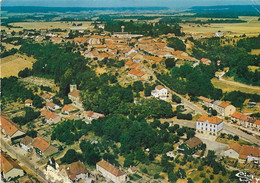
[{"x1": 1, "y1": 0, "x2": 260, "y2": 182}]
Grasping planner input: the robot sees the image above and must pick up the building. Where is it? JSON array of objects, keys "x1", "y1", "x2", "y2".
[
  {"x1": 44, "y1": 111, "x2": 61, "y2": 124},
  {"x1": 224, "y1": 143, "x2": 259, "y2": 164},
  {"x1": 96, "y1": 160, "x2": 127, "y2": 183},
  {"x1": 151, "y1": 85, "x2": 168, "y2": 101},
  {"x1": 196, "y1": 115, "x2": 223, "y2": 136},
  {"x1": 24, "y1": 99, "x2": 33, "y2": 107},
  {"x1": 1, "y1": 153, "x2": 25, "y2": 181},
  {"x1": 214, "y1": 30, "x2": 223, "y2": 37},
  {"x1": 200, "y1": 58, "x2": 211, "y2": 65},
  {"x1": 59, "y1": 161, "x2": 89, "y2": 182},
  {"x1": 46, "y1": 102, "x2": 60, "y2": 111},
  {"x1": 1, "y1": 116, "x2": 25, "y2": 140},
  {"x1": 231, "y1": 111, "x2": 248, "y2": 126},
  {"x1": 62, "y1": 105, "x2": 78, "y2": 115},
  {"x1": 224, "y1": 142, "x2": 241, "y2": 159},
  {"x1": 20, "y1": 135, "x2": 33, "y2": 152},
  {"x1": 32, "y1": 137, "x2": 58, "y2": 157},
  {"x1": 198, "y1": 96, "x2": 213, "y2": 108},
  {"x1": 254, "y1": 120, "x2": 260, "y2": 131},
  {"x1": 68, "y1": 84, "x2": 83, "y2": 108},
  {"x1": 81, "y1": 111, "x2": 105, "y2": 124},
  {"x1": 213, "y1": 101, "x2": 236, "y2": 116},
  {"x1": 179, "y1": 137, "x2": 203, "y2": 154}
]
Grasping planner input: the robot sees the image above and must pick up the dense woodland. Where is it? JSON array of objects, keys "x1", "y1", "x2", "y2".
[
  {"x1": 191, "y1": 37, "x2": 260, "y2": 86},
  {"x1": 104, "y1": 21, "x2": 183, "y2": 37}
]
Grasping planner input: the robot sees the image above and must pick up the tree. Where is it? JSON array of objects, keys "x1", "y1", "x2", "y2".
[
  {"x1": 188, "y1": 178, "x2": 194, "y2": 183},
  {"x1": 203, "y1": 178, "x2": 211, "y2": 183},
  {"x1": 233, "y1": 135, "x2": 239, "y2": 141},
  {"x1": 61, "y1": 149, "x2": 81, "y2": 164},
  {"x1": 186, "y1": 130, "x2": 195, "y2": 139},
  {"x1": 176, "y1": 128, "x2": 185, "y2": 136},
  {"x1": 177, "y1": 168, "x2": 186, "y2": 179},
  {"x1": 63, "y1": 96, "x2": 72, "y2": 104},
  {"x1": 132, "y1": 81, "x2": 144, "y2": 92},
  {"x1": 33, "y1": 95, "x2": 44, "y2": 108},
  {"x1": 165, "y1": 58, "x2": 176, "y2": 69},
  {"x1": 26, "y1": 130, "x2": 37, "y2": 138}
]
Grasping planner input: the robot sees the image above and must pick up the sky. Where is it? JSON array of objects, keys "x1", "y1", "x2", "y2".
[{"x1": 1, "y1": 0, "x2": 258, "y2": 9}]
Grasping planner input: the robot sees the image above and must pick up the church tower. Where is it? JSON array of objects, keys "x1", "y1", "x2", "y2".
[{"x1": 70, "y1": 82, "x2": 77, "y2": 93}]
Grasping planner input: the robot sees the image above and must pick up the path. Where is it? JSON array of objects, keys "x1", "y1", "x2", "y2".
[{"x1": 218, "y1": 71, "x2": 260, "y2": 92}]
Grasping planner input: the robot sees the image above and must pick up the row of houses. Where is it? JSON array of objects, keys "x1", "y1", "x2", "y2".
[
  {"x1": 231, "y1": 111, "x2": 260, "y2": 132},
  {"x1": 224, "y1": 143, "x2": 259, "y2": 164},
  {"x1": 198, "y1": 96, "x2": 236, "y2": 116}
]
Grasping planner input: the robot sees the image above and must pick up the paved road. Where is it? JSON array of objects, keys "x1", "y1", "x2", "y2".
[
  {"x1": 143, "y1": 65, "x2": 207, "y2": 115},
  {"x1": 1, "y1": 138, "x2": 48, "y2": 183}
]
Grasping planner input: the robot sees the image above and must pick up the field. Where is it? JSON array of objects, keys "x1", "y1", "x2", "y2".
[
  {"x1": 1, "y1": 54, "x2": 36, "y2": 78},
  {"x1": 181, "y1": 16, "x2": 260, "y2": 36},
  {"x1": 2, "y1": 42, "x2": 21, "y2": 50},
  {"x1": 250, "y1": 49, "x2": 260, "y2": 55},
  {"x1": 211, "y1": 78, "x2": 260, "y2": 95},
  {"x1": 1, "y1": 21, "x2": 94, "y2": 31}
]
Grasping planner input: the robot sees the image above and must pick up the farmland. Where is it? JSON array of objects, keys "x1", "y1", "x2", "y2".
[{"x1": 1, "y1": 54, "x2": 36, "y2": 78}]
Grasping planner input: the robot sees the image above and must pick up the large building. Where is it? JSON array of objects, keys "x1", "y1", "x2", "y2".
[
  {"x1": 196, "y1": 115, "x2": 223, "y2": 136},
  {"x1": 96, "y1": 160, "x2": 127, "y2": 183},
  {"x1": 213, "y1": 101, "x2": 236, "y2": 116},
  {"x1": 68, "y1": 84, "x2": 83, "y2": 108},
  {"x1": 1, "y1": 153, "x2": 25, "y2": 181},
  {"x1": 151, "y1": 85, "x2": 168, "y2": 101},
  {"x1": 1, "y1": 116, "x2": 25, "y2": 140}
]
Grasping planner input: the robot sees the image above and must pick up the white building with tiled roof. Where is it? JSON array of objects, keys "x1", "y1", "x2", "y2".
[
  {"x1": 96, "y1": 160, "x2": 127, "y2": 183},
  {"x1": 196, "y1": 115, "x2": 223, "y2": 136},
  {"x1": 151, "y1": 85, "x2": 168, "y2": 100}
]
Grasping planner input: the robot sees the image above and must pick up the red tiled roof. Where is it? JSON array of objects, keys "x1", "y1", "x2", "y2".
[
  {"x1": 1, "y1": 116, "x2": 19, "y2": 137},
  {"x1": 60, "y1": 161, "x2": 88, "y2": 181},
  {"x1": 25, "y1": 99, "x2": 33, "y2": 103},
  {"x1": 255, "y1": 120, "x2": 260, "y2": 125},
  {"x1": 129, "y1": 63, "x2": 140, "y2": 69},
  {"x1": 69, "y1": 90, "x2": 80, "y2": 98},
  {"x1": 45, "y1": 111, "x2": 57, "y2": 120},
  {"x1": 155, "y1": 85, "x2": 164, "y2": 90},
  {"x1": 231, "y1": 111, "x2": 247, "y2": 121},
  {"x1": 125, "y1": 60, "x2": 134, "y2": 66},
  {"x1": 219, "y1": 101, "x2": 231, "y2": 108},
  {"x1": 225, "y1": 142, "x2": 241, "y2": 153},
  {"x1": 97, "y1": 160, "x2": 125, "y2": 177},
  {"x1": 1, "y1": 154, "x2": 22, "y2": 173},
  {"x1": 197, "y1": 115, "x2": 223, "y2": 125},
  {"x1": 239, "y1": 145, "x2": 260, "y2": 159},
  {"x1": 184, "y1": 137, "x2": 203, "y2": 149},
  {"x1": 32, "y1": 137, "x2": 50, "y2": 152},
  {"x1": 198, "y1": 96, "x2": 213, "y2": 103}
]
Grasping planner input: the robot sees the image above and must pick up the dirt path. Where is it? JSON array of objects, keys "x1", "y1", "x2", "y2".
[{"x1": 219, "y1": 71, "x2": 260, "y2": 92}]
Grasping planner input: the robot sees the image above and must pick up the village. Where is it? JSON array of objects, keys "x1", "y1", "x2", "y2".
[{"x1": 1, "y1": 10, "x2": 260, "y2": 183}]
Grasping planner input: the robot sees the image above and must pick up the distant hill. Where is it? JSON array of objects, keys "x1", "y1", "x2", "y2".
[
  {"x1": 1, "y1": 6, "x2": 169, "y2": 13},
  {"x1": 189, "y1": 5, "x2": 260, "y2": 18}
]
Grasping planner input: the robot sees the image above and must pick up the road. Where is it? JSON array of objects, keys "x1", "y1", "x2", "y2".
[
  {"x1": 154, "y1": 118, "x2": 260, "y2": 146},
  {"x1": 1, "y1": 138, "x2": 48, "y2": 183},
  {"x1": 143, "y1": 65, "x2": 207, "y2": 115},
  {"x1": 218, "y1": 71, "x2": 260, "y2": 91}
]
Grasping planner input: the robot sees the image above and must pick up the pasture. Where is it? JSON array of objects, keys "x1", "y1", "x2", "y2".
[{"x1": 1, "y1": 54, "x2": 36, "y2": 78}]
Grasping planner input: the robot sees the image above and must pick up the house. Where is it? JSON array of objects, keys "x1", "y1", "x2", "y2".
[
  {"x1": 198, "y1": 96, "x2": 213, "y2": 108},
  {"x1": 1, "y1": 153, "x2": 25, "y2": 181},
  {"x1": 24, "y1": 99, "x2": 33, "y2": 107},
  {"x1": 1, "y1": 116, "x2": 25, "y2": 140},
  {"x1": 44, "y1": 111, "x2": 61, "y2": 124},
  {"x1": 128, "y1": 69, "x2": 145, "y2": 79},
  {"x1": 20, "y1": 135, "x2": 33, "y2": 152},
  {"x1": 32, "y1": 137, "x2": 58, "y2": 157},
  {"x1": 59, "y1": 161, "x2": 89, "y2": 182},
  {"x1": 41, "y1": 93, "x2": 54, "y2": 102},
  {"x1": 214, "y1": 30, "x2": 223, "y2": 37},
  {"x1": 231, "y1": 111, "x2": 248, "y2": 126},
  {"x1": 151, "y1": 85, "x2": 168, "y2": 101},
  {"x1": 68, "y1": 84, "x2": 83, "y2": 108},
  {"x1": 224, "y1": 142, "x2": 241, "y2": 159},
  {"x1": 178, "y1": 137, "x2": 203, "y2": 154},
  {"x1": 213, "y1": 101, "x2": 236, "y2": 116},
  {"x1": 50, "y1": 37, "x2": 63, "y2": 43},
  {"x1": 46, "y1": 102, "x2": 60, "y2": 111},
  {"x1": 196, "y1": 115, "x2": 223, "y2": 136},
  {"x1": 96, "y1": 160, "x2": 127, "y2": 183},
  {"x1": 224, "y1": 143, "x2": 259, "y2": 164},
  {"x1": 62, "y1": 105, "x2": 78, "y2": 115},
  {"x1": 200, "y1": 58, "x2": 211, "y2": 65},
  {"x1": 254, "y1": 120, "x2": 260, "y2": 131},
  {"x1": 83, "y1": 111, "x2": 105, "y2": 124}
]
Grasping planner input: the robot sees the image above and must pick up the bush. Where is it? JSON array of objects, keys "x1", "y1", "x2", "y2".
[
  {"x1": 200, "y1": 172, "x2": 206, "y2": 177},
  {"x1": 210, "y1": 175, "x2": 214, "y2": 180},
  {"x1": 154, "y1": 173, "x2": 160, "y2": 179},
  {"x1": 198, "y1": 166, "x2": 204, "y2": 171}
]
